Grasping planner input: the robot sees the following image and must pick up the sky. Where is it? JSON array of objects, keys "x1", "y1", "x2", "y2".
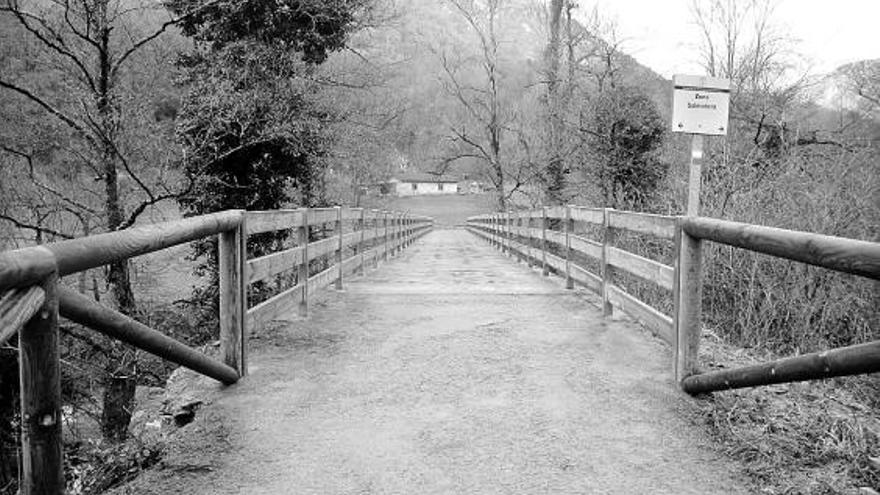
[{"x1": 593, "y1": 0, "x2": 880, "y2": 78}]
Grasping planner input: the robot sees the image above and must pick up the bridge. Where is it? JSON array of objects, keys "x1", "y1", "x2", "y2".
[{"x1": 1, "y1": 206, "x2": 878, "y2": 494}]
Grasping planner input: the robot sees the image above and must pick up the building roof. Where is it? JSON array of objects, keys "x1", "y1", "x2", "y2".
[{"x1": 391, "y1": 172, "x2": 459, "y2": 184}]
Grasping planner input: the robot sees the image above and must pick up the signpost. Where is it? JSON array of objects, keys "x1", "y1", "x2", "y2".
[
  {"x1": 671, "y1": 75, "x2": 730, "y2": 383},
  {"x1": 671, "y1": 74, "x2": 730, "y2": 215}
]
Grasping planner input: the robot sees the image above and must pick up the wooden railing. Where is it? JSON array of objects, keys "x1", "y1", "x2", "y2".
[
  {"x1": 466, "y1": 208, "x2": 880, "y2": 394},
  {"x1": 0, "y1": 207, "x2": 432, "y2": 495}
]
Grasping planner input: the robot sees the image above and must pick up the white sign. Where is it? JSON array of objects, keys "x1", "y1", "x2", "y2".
[{"x1": 672, "y1": 74, "x2": 730, "y2": 136}]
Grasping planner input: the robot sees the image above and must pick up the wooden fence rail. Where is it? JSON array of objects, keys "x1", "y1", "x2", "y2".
[
  {"x1": 0, "y1": 206, "x2": 432, "y2": 495},
  {"x1": 466, "y1": 208, "x2": 879, "y2": 395},
  {"x1": 468, "y1": 206, "x2": 676, "y2": 347}
]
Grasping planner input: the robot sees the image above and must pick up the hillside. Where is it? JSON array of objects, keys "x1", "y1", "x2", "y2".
[{"x1": 339, "y1": 0, "x2": 671, "y2": 181}]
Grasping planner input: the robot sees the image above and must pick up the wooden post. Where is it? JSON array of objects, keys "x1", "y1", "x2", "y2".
[
  {"x1": 359, "y1": 208, "x2": 366, "y2": 275},
  {"x1": 501, "y1": 212, "x2": 507, "y2": 254},
  {"x1": 19, "y1": 270, "x2": 63, "y2": 495},
  {"x1": 498, "y1": 214, "x2": 505, "y2": 253},
  {"x1": 679, "y1": 132, "x2": 706, "y2": 384},
  {"x1": 402, "y1": 214, "x2": 407, "y2": 250},
  {"x1": 512, "y1": 211, "x2": 520, "y2": 263},
  {"x1": 601, "y1": 208, "x2": 613, "y2": 316},
  {"x1": 672, "y1": 217, "x2": 682, "y2": 377},
  {"x1": 298, "y1": 208, "x2": 310, "y2": 316},
  {"x1": 383, "y1": 211, "x2": 389, "y2": 261},
  {"x1": 506, "y1": 211, "x2": 512, "y2": 256},
  {"x1": 219, "y1": 211, "x2": 246, "y2": 376},
  {"x1": 389, "y1": 212, "x2": 396, "y2": 256},
  {"x1": 335, "y1": 206, "x2": 344, "y2": 290},
  {"x1": 541, "y1": 207, "x2": 549, "y2": 276},
  {"x1": 399, "y1": 213, "x2": 404, "y2": 253},
  {"x1": 687, "y1": 134, "x2": 704, "y2": 216},
  {"x1": 403, "y1": 214, "x2": 409, "y2": 249},
  {"x1": 564, "y1": 205, "x2": 573, "y2": 289},
  {"x1": 373, "y1": 210, "x2": 380, "y2": 268},
  {"x1": 525, "y1": 211, "x2": 533, "y2": 267},
  {"x1": 390, "y1": 212, "x2": 397, "y2": 256},
  {"x1": 675, "y1": 227, "x2": 704, "y2": 382}
]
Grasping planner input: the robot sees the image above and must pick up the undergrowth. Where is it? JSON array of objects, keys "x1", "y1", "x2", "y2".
[
  {"x1": 696, "y1": 334, "x2": 880, "y2": 494},
  {"x1": 67, "y1": 440, "x2": 164, "y2": 495}
]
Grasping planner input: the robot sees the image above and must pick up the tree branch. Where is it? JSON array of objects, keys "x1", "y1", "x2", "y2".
[
  {"x1": 2, "y1": 1, "x2": 97, "y2": 92},
  {"x1": 0, "y1": 213, "x2": 74, "y2": 240},
  {"x1": 1, "y1": 145, "x2": 99, "y2": 215},
  {"x1": 0, "y1": 80, "x2": 97, "y2": 147},
  {"x1": 110, "y1": 0, "x2": 225, "y2": 80}
]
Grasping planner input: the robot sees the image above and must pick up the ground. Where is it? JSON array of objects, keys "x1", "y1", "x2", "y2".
[{"x1": 110, "y1": 228, "x2": 749, "y2": 494}]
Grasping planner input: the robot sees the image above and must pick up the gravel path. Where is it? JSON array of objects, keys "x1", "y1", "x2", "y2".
[{"x1": 121, "y1": 229, "x2": 747, "y2": 494}]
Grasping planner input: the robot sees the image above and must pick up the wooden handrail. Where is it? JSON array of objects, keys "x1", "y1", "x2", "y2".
[
  {"x1": 467, "y1": 208, "x2": 880, "y2": 395},
  {"x1": 466, "y1": 208, "x2": 674, "y2": 337},
  {"x1": 0, "y1": 286, "x2": 46, "y2": 346},
  {"x1": 1, "y1": 205, "x2": 432, "y2": 494},
  {"x1": 59, "y1": 288, "x2": 239, "y2": 384},
  {"x1": 46, "y1": 210, "x2": 243, "y2": 277},
  {"x1": 681, "y1": 340, "x2": 880, "y2": 394},
  {"x1": 681, "y1": 216, "x2": 880, "y2": 280}
]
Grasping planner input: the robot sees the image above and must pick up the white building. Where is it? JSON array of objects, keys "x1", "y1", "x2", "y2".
[{"x1": 388, "y1": 173, "x2": 460, "y2": 196}]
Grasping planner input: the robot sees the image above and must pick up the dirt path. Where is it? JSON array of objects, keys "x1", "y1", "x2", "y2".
[{"x1": 118, "y1": 229, "x2": 747, "y2": 494}]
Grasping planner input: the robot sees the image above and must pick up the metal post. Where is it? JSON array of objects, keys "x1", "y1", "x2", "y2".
[{"x1": 687, "y1": 134, "x2": 704, "y2": 216}]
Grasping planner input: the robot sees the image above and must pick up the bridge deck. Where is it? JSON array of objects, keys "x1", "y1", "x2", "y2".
[{"x1": 127, "y1": 229, "x2": 746, "y2": 494}]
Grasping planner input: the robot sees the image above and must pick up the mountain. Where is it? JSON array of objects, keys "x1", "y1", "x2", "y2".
[{"x1": 336, "y1": 0, "x2": 673, "y2": 179}]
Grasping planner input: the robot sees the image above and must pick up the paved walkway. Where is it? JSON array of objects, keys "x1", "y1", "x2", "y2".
[{"x1": 120, "y1": 229, "x2": 747, "y2": 494}]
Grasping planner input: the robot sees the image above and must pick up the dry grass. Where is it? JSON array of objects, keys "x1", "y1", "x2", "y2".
[{"x1": 695, "y1": 332, "x2": 880, "y2": 494}]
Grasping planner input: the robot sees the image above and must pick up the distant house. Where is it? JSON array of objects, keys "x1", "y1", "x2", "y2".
[{"x1": 387, "y1": 173, "x2": 460, "y2": 196}]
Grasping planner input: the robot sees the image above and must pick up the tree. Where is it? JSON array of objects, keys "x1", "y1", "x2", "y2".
[
  {"x1": 689, "y1": 0, "x2": 853, "y2": 214},
  {"x1": 687, "y1": 0, "x2": 878, "y2": 362},
  {"x1": 528, "y1": 1, "x2": 627, "y2": 207},
  {"x1": 542, "y1": 0, "x2": 565, "y2": 206},
  {"x1": 584, "y1": 85, "x2": 666, "y2": 208},
  {"x1": 839, "y1": 59, "x2": 880, "y2": 115},
  {"x1": 0, "y1": 0, "x2": 212, "y2": 442},
  {"x1": 438, "y1": 0, "x2": 509, "y2": 210},
  {"x1": 170, "y1": 0, "x2": 372, "y2": 310}
]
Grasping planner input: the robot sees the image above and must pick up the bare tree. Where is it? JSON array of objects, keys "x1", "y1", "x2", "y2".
[
  {"x1": 542, "y1": 0, "x2": 565, "y2": 205},
  {"x1": 839, "y1": 59, "x2": 880, "y2": 115},
  {"x1": 438, "y1": 0, "x2": 508, "y2": 209},
  {"x1": 0, "y1": 0, "x2": 210, "y2": 441}
]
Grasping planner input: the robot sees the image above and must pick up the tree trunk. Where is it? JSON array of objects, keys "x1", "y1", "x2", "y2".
[
  {"x1": 97, "y1": 18, "x2": 138, "y2": 443},
  {"x1": 544, "y1": 0, "x2": 566, "y2": 206}
]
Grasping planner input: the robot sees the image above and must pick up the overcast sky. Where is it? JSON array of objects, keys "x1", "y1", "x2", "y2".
[{"x1": 594, "y1": 0, "x2": 880, "y2": 78}]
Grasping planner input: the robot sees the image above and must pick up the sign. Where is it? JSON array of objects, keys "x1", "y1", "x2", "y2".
[{"x1": 672, "y1": 74, "x2": 730, "y2": 135}]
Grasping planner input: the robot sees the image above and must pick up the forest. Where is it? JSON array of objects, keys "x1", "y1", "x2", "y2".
[{"x1": 0, "y1": 0, "x2": 877, "y2": 493}]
